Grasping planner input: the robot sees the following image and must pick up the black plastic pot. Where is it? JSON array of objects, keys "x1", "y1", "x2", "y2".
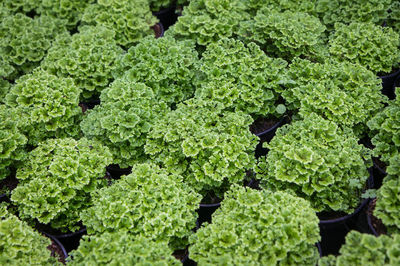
[
  {"x1": 106, "y1": 164, "x2": 132, "y2": 179},
  {"x1": 40, "y1": 227, "x2": 86, "y2": 253},
  {"x1": 153, "y1": 5, "x2": 178, "y2": 30},
  {"x1": 43, "y1": 232, "x2": 68, "y2": 262},
  {"x1": 79, "y1": 98, "x2": 100, "y2": 112},
  {"x1": 317, "y1": 242, "x2": 322, "y2": 257},
  {"x1": 196, "y1": 202, "x2": 221, "y2": 228},
  {"x1": 153, "y1": 22, "x2": 165, "y2": 38},
  {"x1": 318, "y1": 172, "x2": 373, "y2": 255},
  {"x1": 254, "y1": 117, "x2": 286, "y2": 158},
  {"x1": 379, "y1": 69, "x2": 400, "y2": 100},
  {"x1": 0, "y1": 193, "x2": 7, "y2": 202}
]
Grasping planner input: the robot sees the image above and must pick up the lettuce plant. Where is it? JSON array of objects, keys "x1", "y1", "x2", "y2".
[
  {"x1": 189, "y1": 186, "x2": 320, "y2": 265},
  {"x1": 145, "y1": 99, "x2": 258, "y2": 193},
  {"x1": 329, "y1": 22, "x2": 400, "y2": 74},
  {"x1": 5, "y1": 69, "x2": 83, "y2": 145},
  {"x1": 42, "y1": 25, "x2": 124, "y2": 99},
  {"x1": 319, "y1": 231, "x2": 400, "y2": 266},
  {"x1": 81, "y1": 163, "x2": 201, "y2": 249},
  {"x1": 388, "y1": 2, "x2": 400, "y2": 32},
  {"x1": 374, "y1": 175, "x2": 400, "y2": 233},
  {"x1": 168, "y1": 0, "x2": 248, "y2": 46},
  {"x1": 81, "y1": 0, "x2": 158, "y2": 48},
  {"x1": 256, "y1": 114, "x2": 371, "y2": 213},
  {"x1": 81, "y1": 80, "x2": 169, "y2": 168},
  {"x1": 11, "y1": 138, "x2": 112, "y2": 232},
  {"x1": 69, "y1": 232, "x2": 179, "y2": 265},
  {"x1": 114, "y1": 36, "x2": 199, "y2": 105},
  {"x1": 242, "y1": 0, "x2": 317, "y2": 16},
  {"x1": 0, "y1": 214, "x2": 59, "y2": 265},
  {"x1": 282, "y1": 58, "x2": 386, "y2": 135},
  {"x1": 367, "y1": 97, "x2": 400, "y2": 165},
  {"x1": 195, "y1": 38, "x2": 287, "y2": 117},
  {"x1": 0, "y1": 105, "x2": 27, "y2": 181},
  {"x1": 0, "y1": 13, "x2": 66, "y2": 80},
  {"x1": 315, "y1": 0, "x2": 391, "y2": 29},
  {"x1": 238, "y1": 9, "x2": 327, "y2": 61},
  {"x1": 0, "y1": 0, "x2": 38, "y2": 14}
]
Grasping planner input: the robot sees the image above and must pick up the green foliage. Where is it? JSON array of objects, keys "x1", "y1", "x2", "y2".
[
  {"x1": 256, "y1": 114, "x2": 371, "y2": 213},
  {"x1": 315, "y1": 0, "x2": 391, "y2": 29},
  {"x1": 0, "y1": 0, "x2": 38, "y2": 14},
  {"x1": 5, "y1": 69, "x2": 83, "y2": 145},
  {"x1": 114, "y1": 36, "x2": 199, "y2": 105},
  {"x1": 81, "y1": 163, "x2": 201, "y2": 249},
  {"x1": 36, "y1": 0, "x2": 96, "y2": 29},
  {"x1": 81, "y1": 0, "x2": 158, "y2": 48},
  {"x1": 329, "y1": 22, "x2": 400, "y2": 74},
  {"x1": 81, "y1": 80, "x2": 169, "y2": 168},
  {"x1": 238, "y1": 9, "x2": 327, "y2": 61},
  {"x1": 145, "y1": 99, "x2": 257, "y2": 193},
  {"x1": 0, "y1": 79, "x2": 11, "y2": 103},
  {"x1": 0, "y1": 105, "x2": 27, "y2": 181},
  {"x1": 42, "y1": 25, "x2": 124, "y2": 99},
  {"x1": 242, "y1": 0, "x2": 317, "y2": 16},
  {"x1": 319, "y1": 231, "x2": 400, "y2": 266},
  {"x1": 282, "y1": 58, "x2": 386, "y2": 135},
  {"x1": 0, "y1": 13, "x2": 66, "y2": 80},
  {"x1": 195, "y1": 38, "x2": 287, "y2": 117},
  {"x1": 68, "y1": 232, "x2": 179, "y2": 265},
  {"x1": 0, "y1": 214, "x2": 59, "y2": 265},
  {"x1": 189, "y1": 186, "x2": 320, "y2": 265},
  {"x1": 11, "y1": 138, "x2": 112, "y2": 232},
  {"x1": 168, "y1": 0, "x2": 248, "y2": 46},
  {"x1": 367, "y1": 98, "x2": 400, "y2": 164},
  {"x1": 388, "y1": 2, "x2": 400, "y2": 32},
  {"x1": 375, "y1": 175, "x2": 400, "y2": 232}
]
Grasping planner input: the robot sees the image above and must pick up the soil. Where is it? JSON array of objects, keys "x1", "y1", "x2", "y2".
[
  {"x1": 153, "y1": 23, "x2": 163, "y2": 38},
  {"x1": 47, "y1": 238, "x2": 66, "y2": 264},
  {"x1": 0, "y1": 174, "x2": 19, "y2": 195},
  {"x1": 367, "y1": 199, "x2": 387, "y2": 236},
  {"x1": 249, "y1": 117, "x2": 279, "y2": 135}
]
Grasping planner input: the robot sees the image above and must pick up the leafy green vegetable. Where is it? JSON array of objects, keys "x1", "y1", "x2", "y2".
[
  {"x1": 11, "y1": 138, "x2": 112, "y2": 232},
  {"x1": 167, "y1": 0, "x2": 248, "y2": 46},
  {"x1": 145, "y1": 99, "x2": 257, "y2": 194},
  {"x1": 388, "y1": 2, "x2": 400, "y2": 33},
  {"x1": 329, "y1": 22, "x2": 400, "y2": 74},
  {"x1": 5, "y1": 69, "x2": 83, "y2": 145},
  {"x1": 256, "y1": 113, "x2": 371, "y2": 213},
  {"x1": 238, "y1": 9, "x2": 327, "y2": 61},
  {"x1": 0, "y1": 13, "x2": 66, "y2": 80},
  {"x1": 282, "y1": 58, "x2": 386, "y2": 135},
  {"x1": 375, "y1": 175, "x2": 400, "y2": 233},
  {"x1": 68, "y1": 232, "x2": 179, "y2": 265},
  {"x1": 42, "y1": 25, "x2": 124, "y2": 99},
  {"x1": 368, "y1": 97, "x2": 400, "y2": 165},
  {"x1": 189, "y1": 186, "x2": 320, "y2": 265},
  {"x1": 81, "y1": 80, "x2": 169, "y2": 168},
  {"x1": 81, "y1": 0, "x2": 158, "y2": 47},
  {"x1": 0, "y1": 105, "x2": 27, "y2": 181},
  {"x1": 195, "y1": 38, "x2": 287, "y2": 117},
  {"x1": 319, "y1": 231, "x2": 400, "y2": 266},
  {"x1": 81, "y1": 163, "x2": 201, "y2": 249},
  {"x1": 315, "y1": 0, "x2": 391, "y2": 29},
  {"x1": 114, "y1": 36, "x2": 199, "y2": 105},
  {"x1": 242, "y1": 0, "x2": 317, "y2": 16},
  {"x1": 0, "y1": 214, "x2": 59, "y2": 265}
]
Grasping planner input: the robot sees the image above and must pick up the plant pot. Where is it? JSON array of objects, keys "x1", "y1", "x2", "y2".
[
  {"x1": 38, "y1": 226, "x2": 87, "y2": 253},
  {"x1": 43, "y1": 232, "x2": 68, "y2": 264},
  {"x1": 79, "y1": 98, "x2": 100, "y2": 112},
  {"x1": 106, "y1": 164, "x2": 132, "y2": 179},
  {"x1": 251, "y1": 116, "x2": 286, "y2": 158},
  {"x1": 318, "y1": 172, "x2": 373, "y2": 255},
  {"x1": 153, "y1": 5, "x2": 178, "y2": 30},
  {"x1": 196, "y1": 202, "x2": 221, "y2": 228},
  {"x1": 152, "y1": 22, "x2": 165, "y2": 38},
  {"x1": 379, "y1": 68, "x2": 400, "y2": 100},
  {"x1": 366, "y1": 198, "x2": 386, "y2": 237},
  {"x1": 317, "y1": 242, "x2": 322, "y2": 257}
]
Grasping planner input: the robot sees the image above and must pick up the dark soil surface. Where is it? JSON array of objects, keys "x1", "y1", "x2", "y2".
[
  {"x1": 153, "y1": 23, "x2": 164, "y2": 38},
  {"x1": 48, "y1": 239, "x2": 66, "y2": 264},
  {"x1": 367, "y1": 199, "x2": 387, "y2": 236},
  {"x1": 249, "y1": 117, "x2": 279, "y2": 135},
  {"x1": 173, "y1": 248, "x2": 188, "y2": 262}
]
